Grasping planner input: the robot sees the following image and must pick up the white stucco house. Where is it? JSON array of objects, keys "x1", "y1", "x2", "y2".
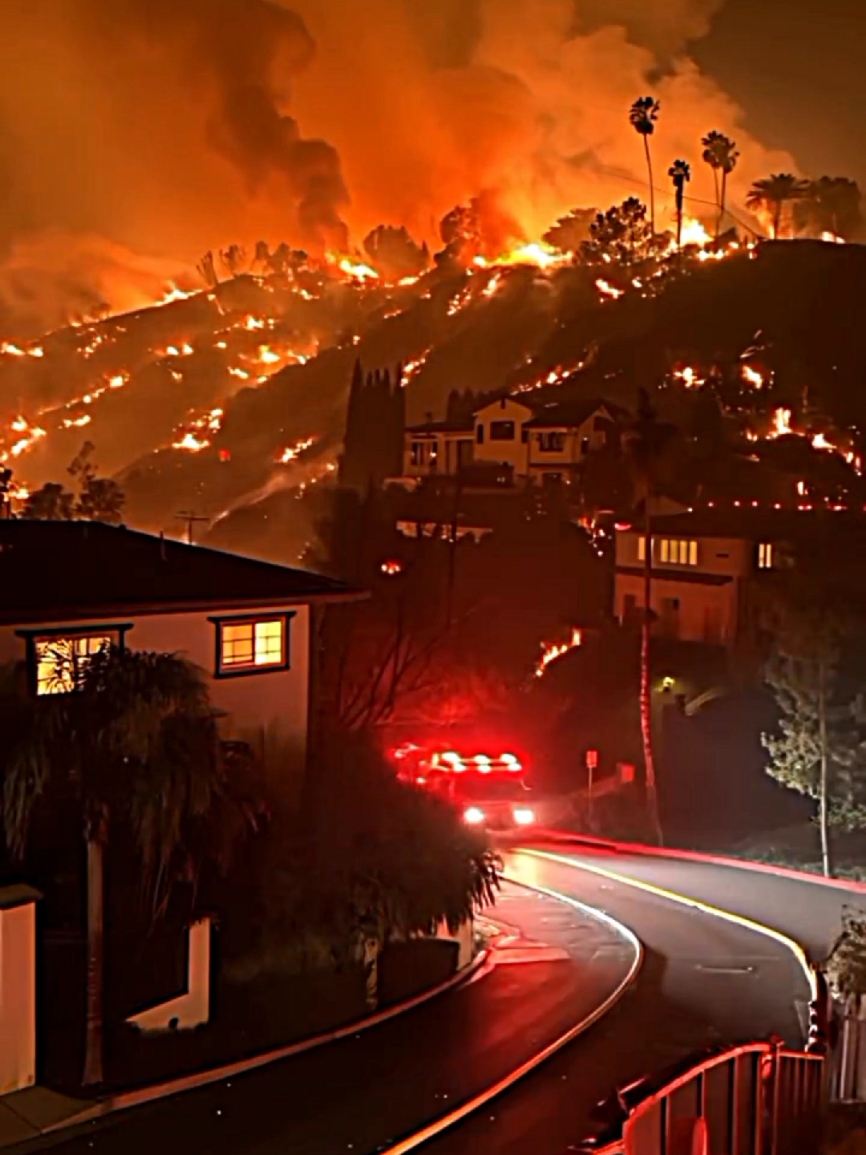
[{"x1": 0, "y1": 520, "x2": 360, "y2": 772}]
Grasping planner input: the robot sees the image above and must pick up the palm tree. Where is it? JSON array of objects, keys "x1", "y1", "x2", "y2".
[
  {"x1": 701, "y1": 131, "x2": 739, "y2": 237},
  {"x1": 668, "y1": 160, "x2": 691, "y2": 247},
  {"x1": 629, "y1": 97, "x2": 660, "y2": 234},
  {"x1": 623, "y1": 390, "x2": 679, "y2": 845},
  {"x1": 746, "y1": 173, "x2": 811, "y2": 239},
  {"x1": 1, "y1": 647, "x2": 258, "y2": 1086}
]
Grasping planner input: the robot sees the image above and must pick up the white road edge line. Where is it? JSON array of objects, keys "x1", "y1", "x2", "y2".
[
  {"x1": 517, "y1": 847, "x2": 818, "y2": 1001},
  {"x1": 378, "y1": 873, "x2": 644, "y2": 1155}
]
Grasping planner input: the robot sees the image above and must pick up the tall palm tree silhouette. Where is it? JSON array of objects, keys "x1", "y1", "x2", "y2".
[
  {"x1": 746, "y1": 173, "x2": 810, "y2": 239},
  {"x1": 701, "y1": 131, "x2": 739, "y2": 237},
  {"x1": 629, "y1": 97, "x2": 660, "y2": 234},
  {"x1": 668, "y1": 159, "x2": 692, "y2": 247}
]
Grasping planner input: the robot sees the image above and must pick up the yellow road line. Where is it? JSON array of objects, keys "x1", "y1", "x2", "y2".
[{"x1": 515, "y1": 847, "x2": 817, "y2": 1000}]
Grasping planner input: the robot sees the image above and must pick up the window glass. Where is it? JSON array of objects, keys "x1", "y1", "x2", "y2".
[
  {"x1": 35, "y1": 633, "x2": 115, "y2": 695},
  {"x1": 476, "y1": 424, "x2": 484, "y2": 444},
  {"x1": 489, "y1": 420, "x2": 515, "y2": 441},
  {"x1": 219, "y1": 619, "x2": 286, "y2": 673}
]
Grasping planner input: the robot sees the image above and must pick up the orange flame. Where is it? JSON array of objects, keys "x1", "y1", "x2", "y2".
[{"x1": 534, "y1": 628, "x2": 583, "y2": 677}]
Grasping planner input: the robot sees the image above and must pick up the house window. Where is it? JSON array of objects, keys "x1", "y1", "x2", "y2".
[
  {"x1": 758, "y1": 542, "x2": 774, "y2": 569},
  {"x1": 581, "y1": 437, "x2": 590, "y2": 454},
  {"x1": 637, "y1": 537, "x2": 646, "y2": 562},
  {"x1": 658, "y1": 539, "x2": 698, "y2": 566},
  {"x1": 214, "y1": 616, "x2": 292, "y2": 676},
  {"x1": 489, "y1": 420, "x2": 515, "y2": 441},
  {"x1": 33, "y1": 630, "x2": 121, "y2": 696},
  {"x1": 538, "y1": 432, "x2": 566, "y2": 452},
  {"x1": 476, "y1": 424, "x2": 485, "y2": 445}
]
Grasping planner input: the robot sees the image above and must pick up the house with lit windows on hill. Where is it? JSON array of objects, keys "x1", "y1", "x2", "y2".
[
  {"x1": 613, "y1": 508, "x2": 821, "y2": 649},
  {"x1": 0, "y1": 520, "x2": 360, "y2": 771}
]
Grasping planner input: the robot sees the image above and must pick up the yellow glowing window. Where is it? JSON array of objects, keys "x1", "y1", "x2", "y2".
[
  {"x1": 758, "y1": 542, "x2": 774, "y2": 569},
  {"x1": 35, "y1": 633, "x2": 116, "y2": 696},
  {"x1": 218, "y1": 618, "x2": 287, "y2": 674}
]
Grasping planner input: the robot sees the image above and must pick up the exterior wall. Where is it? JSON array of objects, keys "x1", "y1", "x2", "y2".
[
  {"x1": 615, "y1": 529, "x2": 755, "y2": 578},
  {"x1": 403, "y1": 432, "x2": 473, "y2": 478},
  {"x1": 0, "y1": 890, "x2": 38, "y2": 1094},
  {"x1": 527, "y1": 413, "x2": 610, "y2": 477},
  {"x1": 473, "y1": 398, "x2": 534, "y2": 477},
  {"x1": 615, "y1": 571, "x2": 739, "y2": 645},
  {"x1": 0, "y1": 604, "x2": 311, "y2": 771},
  {"x1": 127, "y1": 917, "x2": 211, "y2": 1033}
]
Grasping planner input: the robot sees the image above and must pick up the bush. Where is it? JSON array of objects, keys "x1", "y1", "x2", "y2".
[{"x1": 227, "y1": 730, "x2": 500, "y2": 980}]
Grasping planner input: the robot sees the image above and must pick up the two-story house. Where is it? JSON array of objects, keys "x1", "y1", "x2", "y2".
[
  {"x1": 0, "y1": 520, "x2": 361, "y2": 772},
  {"x1": 614, "y1": 510, "x2": 786, "y2": 647},
  {"x1": 403, "y1": 395, "x2": 620, "y2": 485}
]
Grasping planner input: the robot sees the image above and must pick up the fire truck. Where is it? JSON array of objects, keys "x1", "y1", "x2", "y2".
[{"x1": 391, "y1": 744, "x2": 537, "y2": 830}]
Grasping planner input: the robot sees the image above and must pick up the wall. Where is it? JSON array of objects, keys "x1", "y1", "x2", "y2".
[
  {"x1": 473, "y1": 398, "x2": 533, "y2": 477},
  {"x1": 615, "y1": 571, "x2": 738, "y2": 645},
  {"x1": 527, "y1": 413, "x2": 610, "y2": 474},
  {"x1": 0, "y1": 888, "x2": 38, "y2": 1094},
  {"x1": 615, "y1": 529, "x2": 754, "y2": 578},
  {"x1": 0, "y1": 604, "x2": 310, "y2": 775}
]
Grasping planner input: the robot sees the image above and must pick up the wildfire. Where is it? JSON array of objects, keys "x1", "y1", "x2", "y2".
[
  {"x1": 1, "y1": 342, "x2": 43, "y2": 358},
  {"x1": 243, "y1": 316, "x2": 266, "y2": 331},
  {"x1": 402, "y1": 350, "x2": 432, "y2": 384},
  {"x1": 447, "y1": 284, "x2": 474, "y2": 317},
  {"x1": 769, "y1": 408, "x2": 793, "y2": 437},
  {"x1": 679, "y1": 219, "x2": 712, "y2": 247},
  {"x1": 2, "y1": 417, "x2": 47, "y2": 461},
  {"x1": 534, "y1": 628, "x2": 583, "y2": 677},
  {"x1": 276, "y1": 436, "x2": 316, "y2": 464},
  {"x1": 62, "y1": 414, "x2": 92, "y2": 429},
  {"x1": 160, "y1": 283, "x2": 197, "y2": 305},
  {"x1": 741, "y1": 365, "x2": 766, "y2": 389},
  {"x1": 821, "y1": 232, "x2": 845, "y2": 244},
  {"x1": 335, "y1": 257, "x2": 379, "y2": 282},
  {"x1": 482, "y1": 272, "x2": 504, "y2": 298},
  {"x1": 257, "y1": 346, "x2": 282, "y2": 365},
  {"x1": 672, "y1": 366, "x2": 704, "y2": 389},
  {"x1": 596, "y1": 279, "x2": 624, "y2": 301},
  {"x1": 171, "y1": 407, "x2": 223, "y2": 452},
  {"x1": 496, "y1": 242, "x2": 565, "y2": 270}
]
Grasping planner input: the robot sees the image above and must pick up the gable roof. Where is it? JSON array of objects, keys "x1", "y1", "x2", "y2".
[
  {"x1": 405, "y1": 418, "x2": 474, "y2": 435},
  {"x1": 0, "y1": 520, "x2": 362, "y2": 626}
]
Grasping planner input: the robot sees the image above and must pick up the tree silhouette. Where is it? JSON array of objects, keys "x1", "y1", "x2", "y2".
[
  {"x1": 746, "y1": 173, "x2": 811, "y2": 239},
  {"x1": 2, "y1": 648, "x2": 261, "y2": 1084},
  {"x1": 363, "y1": 225, "x2": 429, "y2": 280},
  {"x1": 668, "y1": 159, "x2": 691, "y2": 247},
  {"x1": 196, "y1": 251, "x2": 218, "y2": 289},
  {"x1": 796, "y1": 177, "x2": 863, "y2": 240},
  {"x1": 701, "y1": 131, "x2": 739, "y2": 237},
  {"x1": 580, "y1": 198, "x2": 654, "y2": 266},
  {"x1": 21, "y1": 482, "x2": 75, "y2": 520},
  {"x1": 629, "y1": 97, "x2": 660, "y2": 234},
  {"x1": 219, "y1": 244, "x2": 247, "y2": 278},
  {"x1": 622, "y1": 389, "x2": 680, "y2": 844}
]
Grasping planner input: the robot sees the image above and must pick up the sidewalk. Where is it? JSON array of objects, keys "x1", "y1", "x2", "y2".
[{"x1": 0, "y1": 880, "x2": 637, "y2": 1155}]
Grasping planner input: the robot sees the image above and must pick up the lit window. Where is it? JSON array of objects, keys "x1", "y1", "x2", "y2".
[
  {"x1": 35, "y1": 632, "x2": 117, "y2": 696},
  {"x1": 216, "y1": 617, "x2": 289, "y2": 675},
  {"x1": 638, "y1": 537, "x2": 646, "y2": 561},
  {"x1": 657, "y1": 538, "x2": 698, "y2": 566},
  {"x1": 758, "y1": 542, "x2": 774, "y2": 569}
]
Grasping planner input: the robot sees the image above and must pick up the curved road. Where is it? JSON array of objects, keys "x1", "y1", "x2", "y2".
[{"x1": 14, "y1": 844, "x2": 863, "y2": 1155}]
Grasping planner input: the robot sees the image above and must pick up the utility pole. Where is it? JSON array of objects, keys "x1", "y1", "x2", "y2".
[{"x1": 176, "y1": 510, "x2": 209, "y2": 545}]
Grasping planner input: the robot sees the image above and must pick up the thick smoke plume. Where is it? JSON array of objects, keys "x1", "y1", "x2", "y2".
[{"x1": 0, "y1": 0, "x2": 794, "y2": 333}]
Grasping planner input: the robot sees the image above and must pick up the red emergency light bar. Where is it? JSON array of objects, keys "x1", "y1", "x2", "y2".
[{"x1": 430, "y1": 751, "x2": 523, "y2": 774}]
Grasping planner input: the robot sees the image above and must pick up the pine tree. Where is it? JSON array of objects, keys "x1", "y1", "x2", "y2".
[{"x1": 762, "y1": 606, "x2": 864, "y2": 877}]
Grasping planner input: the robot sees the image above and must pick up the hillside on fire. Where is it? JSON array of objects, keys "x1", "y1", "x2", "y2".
[{"x1": 2, "y1": 231, "x2": 865, "y2": 562}]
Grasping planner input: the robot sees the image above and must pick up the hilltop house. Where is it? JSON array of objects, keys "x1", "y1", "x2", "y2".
[
  {"x1": 614, "y1": 509, "x2": 801, "y2": 648},
  {"x1": 403, "y1": 395, "x2": 620, "y2": 486},
  {"x1": 0, "y1": 520, "x2": 360, "y2": 771}
]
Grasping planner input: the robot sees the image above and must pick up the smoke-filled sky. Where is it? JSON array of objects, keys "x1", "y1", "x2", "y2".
[{"x1": 0, "y1": 0, "x2": 860, "y2": 333}]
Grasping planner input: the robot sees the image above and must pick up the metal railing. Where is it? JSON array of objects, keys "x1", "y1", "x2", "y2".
[{"x1": 586, "y1": 1041, "x2": 825, "y2": 1155}]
